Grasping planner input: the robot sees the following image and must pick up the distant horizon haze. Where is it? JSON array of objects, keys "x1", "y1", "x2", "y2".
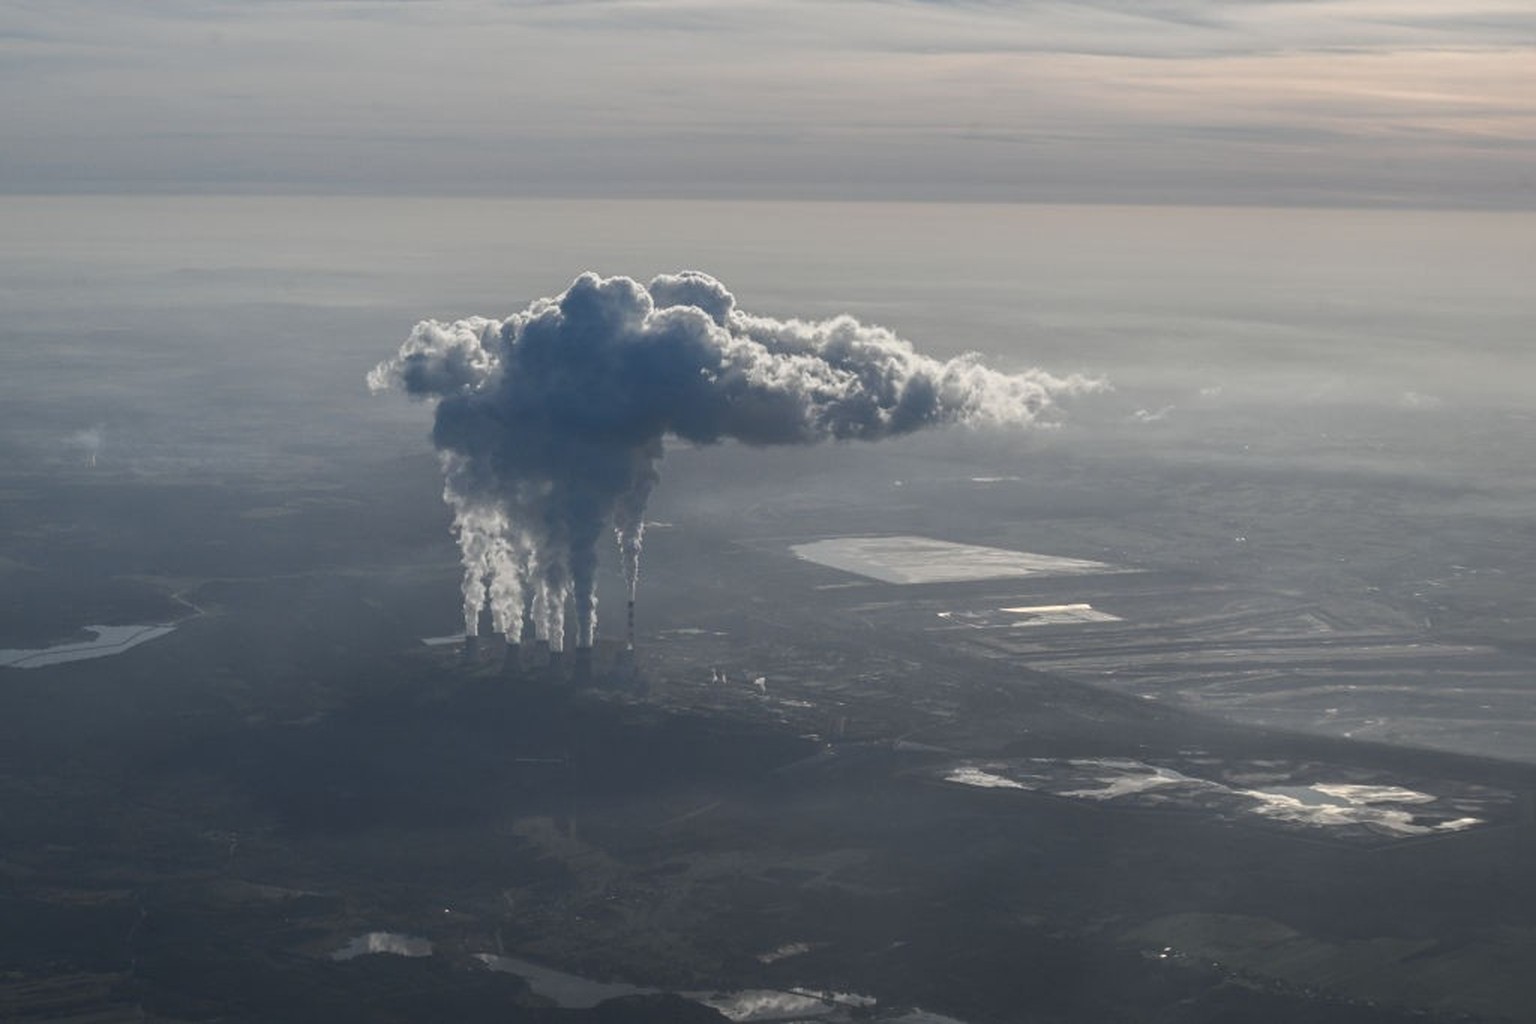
[{"x1": 3, "y1": 1, "x2": 1532, "y2": 209}]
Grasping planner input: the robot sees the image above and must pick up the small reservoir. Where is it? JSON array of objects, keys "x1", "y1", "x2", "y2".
[{"x1": 0, "y1": 624, "x2": 176, "y2": 670}]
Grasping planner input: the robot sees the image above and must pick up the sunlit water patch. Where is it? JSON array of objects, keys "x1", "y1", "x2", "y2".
[
  {"x1": 475, "y1": 955, "x2": 886, "y2": 1021},
  {"x1": 0, "y1": 624, "x2": 176, "y2": 669},
  {"x1": 1059, "y1": 762, "x2": 1203, "y2": 800},
  {"x1": 945, "y1": 766, "x2": 1027, "y2": 790},
  {"x1": 1000, "y1": 603, "x2": 1121, "y2": 625},
  {"x1": 756, "y1": 941, "x2": 817, "y2": 963},
  {"x1": 692, "y1": 988, "x2": 877, "y2": 1021},
  {"x1": 475, "y1": 954, "x2": 652, "y2": 1008},
  {"x1": 1242, "y1": 784, "x2": 1481, "y2": 836},
  {"x1": 944, "y1": 758, "x2": 1497, "y2": 840},
  {"x1": 937, "y1": 604, "x2": 1121, "y2": 630},
  {"x1": 331, "y1": 932, "x2": 433, "y2": 961}
]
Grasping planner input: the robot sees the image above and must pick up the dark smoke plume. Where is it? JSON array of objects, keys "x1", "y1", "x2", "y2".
[{"x1": 369, "y1": 272, "x2": 1099, "y2": 649}]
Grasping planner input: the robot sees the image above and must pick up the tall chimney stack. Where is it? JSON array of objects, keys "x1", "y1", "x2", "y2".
[{"x1": 626, "y1": 598, "x2": 636, "y2": 651}]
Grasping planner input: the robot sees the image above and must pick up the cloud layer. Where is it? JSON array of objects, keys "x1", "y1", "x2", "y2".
[{"x1": 3, "y1": 1, "x2": 1532, "y2": 205}]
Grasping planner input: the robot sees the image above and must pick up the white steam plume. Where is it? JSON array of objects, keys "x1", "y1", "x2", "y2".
[
  {"x1": 370, "y1": 272, "x2": 1101, "y2": 650},
  {"x1": 66, "y1": 425, "x2": 105, "y2": 468}
]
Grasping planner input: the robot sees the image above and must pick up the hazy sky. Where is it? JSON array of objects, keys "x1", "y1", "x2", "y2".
[{"x1": 3, "y1": 1, "x2": 1532, "y2": 206}]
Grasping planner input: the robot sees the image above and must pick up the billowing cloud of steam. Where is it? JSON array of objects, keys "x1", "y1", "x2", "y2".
[
  {"x1": 66, "y1": 426, "x2": 104, "y2": 467},
  {"x1": 369, "y1": 272, "x2": 1099, "y2": 650}
]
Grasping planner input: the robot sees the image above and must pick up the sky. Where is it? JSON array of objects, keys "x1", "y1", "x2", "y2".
[{"x1": 2, "y1": 0, "x2": 1532, "y2": 206}]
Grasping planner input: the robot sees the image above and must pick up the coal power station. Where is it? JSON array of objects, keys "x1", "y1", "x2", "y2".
[{"x1": 371, "y1": 271, "x2": 1097, "y2": 659}]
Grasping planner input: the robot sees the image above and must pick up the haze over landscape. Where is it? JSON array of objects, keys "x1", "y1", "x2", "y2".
[
  {"x1": 2, "y1": 2, "x2": 1534, "y2": 1022},
  {"x1": 5, "y1": 0, "x2": 1533, "y2": 207}
]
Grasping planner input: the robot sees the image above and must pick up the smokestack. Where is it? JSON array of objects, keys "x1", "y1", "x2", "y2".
[
  {"x1": 614, "y1": 636, "x2": 635, "y2": 676},
  {"x1": 501, "y1": 638, "x2": 522, "y2": 678},
  {"x1": 546, "y1": 648, "x2": 566, "y2": 680},
  {"x1": 572, "y1": 646, "x2": 593, "y2": 682},
  {"x1": 461, "y1": 633, "x2": 481, "y2": 665},
  {"x1": 626, "y1": 599, "x2": 636, "y2": 651}
]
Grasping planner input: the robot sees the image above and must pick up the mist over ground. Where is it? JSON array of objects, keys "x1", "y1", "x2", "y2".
[{"x1": 5, "y1": 197, "x2": 1531, "y2": 463}]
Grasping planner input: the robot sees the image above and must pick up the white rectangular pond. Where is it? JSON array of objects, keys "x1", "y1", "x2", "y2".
[{"x1": 791, "y1": 536, "x2": 1120, "y2": 585}]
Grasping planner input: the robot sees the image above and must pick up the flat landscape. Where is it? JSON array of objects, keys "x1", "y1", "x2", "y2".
[{"x1": 3, "y1": 424, "x2": 1533, "y2": 1022}]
